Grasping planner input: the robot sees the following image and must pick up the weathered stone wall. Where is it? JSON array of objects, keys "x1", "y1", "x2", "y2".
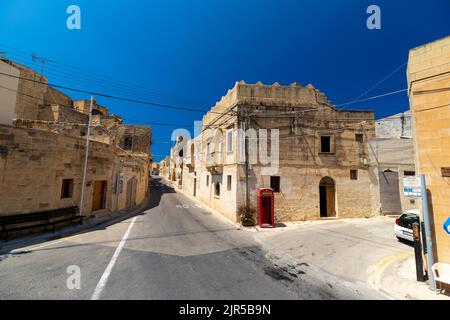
[
  {"x1": 43, "y1": 87, "x2": 73, "y2": 108},
  {"x1": 14, "y1": 64, "x2": 48, "y2": 120},
  {"x1": 408, "y1": 35, "x2": 450, "y2": 264},
  {"x1": 112, "y1": 125, "x2": 152, "y2": 154},
  {"x1": 37, "y1": 104, "x2": 89, "y2": 124},
  {"x1": 0, "y1": 124, "x2": 116, "y2": 216}
]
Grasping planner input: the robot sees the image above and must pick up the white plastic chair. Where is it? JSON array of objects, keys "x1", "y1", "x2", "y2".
[{"x1": 432, "y1": 263, "x2": 450, "y2": 294}]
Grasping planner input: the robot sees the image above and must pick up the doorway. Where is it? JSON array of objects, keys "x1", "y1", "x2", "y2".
[
  {"x1": 92, "y1": 181, "x2": 107, "y2": 212},
  {"x1": 193, "y1": 178, "x2": 197, "y2": 197},
  {"x1": 379, "y1": 170, "x2": 402, "y2": 215},
  {"x1": 126, "y1": 177, "x2": 137, "y2": 208},
  {"x1": 319, "y1": 177, "x2": 336, "y2": 218}
]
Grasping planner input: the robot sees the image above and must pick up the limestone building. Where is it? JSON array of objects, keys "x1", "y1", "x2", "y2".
[
  {"x1": 407, "y1": 36, "x2": 450, "y2": 264},
  {"x1": 171, "y1": 81, "x2": 378, "y2": 223},
  {"x1": 0, "y1": 57, "x2": 152, "y2": 219}
]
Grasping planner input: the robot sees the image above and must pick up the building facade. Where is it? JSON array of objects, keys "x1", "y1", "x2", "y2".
[
  {"x1": 369, "y1": 111, "x2": 418, "y2": 215},
  {"x1": 0, "y1": 58, "x2": 152, "y2": 219},
  {"x1": 408, "y1": 36, "x2": 450, "y2": 264},
  {"x1": 169, "y1": 81, "x2": 378, "y2": 223}
]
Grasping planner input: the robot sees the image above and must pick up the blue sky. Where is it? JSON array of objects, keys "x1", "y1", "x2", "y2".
[{"x1": 0, "y1": 0, "x2": 449, "y2": 161}]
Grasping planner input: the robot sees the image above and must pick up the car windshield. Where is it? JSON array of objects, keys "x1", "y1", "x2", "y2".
[{"x1": 399, "y1": 214, "x2": 420, "y2": 229}]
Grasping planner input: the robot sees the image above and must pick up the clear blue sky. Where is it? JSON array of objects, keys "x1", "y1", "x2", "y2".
[{"x1": 0, "y1": 0, "x2": 449, "y2": 161}]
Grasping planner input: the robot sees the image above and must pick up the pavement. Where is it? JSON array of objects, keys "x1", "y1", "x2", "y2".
[
  {"x1": 1, "y1": 176, "x2": 446, "y2": 300},
  {"x1": 247, "y1": 218, "x2": 450, "y2": 300}
]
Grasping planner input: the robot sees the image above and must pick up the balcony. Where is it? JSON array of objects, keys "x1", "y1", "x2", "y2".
[
  {"x1": 206, "y1": 151, "x2": 223, "y2": 173},
  {"x1": 185, "y1": 155, "x2": 195, "y2": 168}
]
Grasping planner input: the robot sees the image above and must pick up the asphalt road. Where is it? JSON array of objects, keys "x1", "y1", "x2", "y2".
[{"x1": 0, "y1": 177, "x2": 384, "y2": 300}]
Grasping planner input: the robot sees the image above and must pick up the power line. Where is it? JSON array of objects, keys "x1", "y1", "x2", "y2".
[
  {"x1": 338, "y1": 61, "x2": 407, "y2": 110},
  {"x1": 0, "y1": 44, "x2": 200, "y2": 104},
  {"x1": 334, "y1": 88, "x2": 408, "y2": 107},
  {"x1": 0, "y1": 70, "x2": 235, "y2": 116},
  {"x1": 0, "y1": 83, "x2": 196, "y2": 128}
]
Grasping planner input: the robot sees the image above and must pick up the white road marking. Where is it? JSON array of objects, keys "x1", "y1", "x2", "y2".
[{"x1": 91, "y1": 217, "x2": 137, "y2": 300}]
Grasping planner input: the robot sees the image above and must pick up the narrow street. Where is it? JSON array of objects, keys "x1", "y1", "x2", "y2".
[{"x1": 0, "y1": 178, "x2": 385, "y2": 300}]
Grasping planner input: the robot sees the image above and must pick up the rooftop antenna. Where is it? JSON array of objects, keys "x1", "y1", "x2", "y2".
[{"x1": 32, "y1": 53, "x2": 54, "y2": 84}]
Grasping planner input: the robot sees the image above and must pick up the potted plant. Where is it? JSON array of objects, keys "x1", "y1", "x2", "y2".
[{"x1": 239, "y1": 205, "x2": 257, "y2": 227}]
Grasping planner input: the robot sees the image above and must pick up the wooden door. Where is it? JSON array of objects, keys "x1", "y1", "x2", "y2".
[{"x1": 92, "y1": 181, "x2": 106, "y2": 211}]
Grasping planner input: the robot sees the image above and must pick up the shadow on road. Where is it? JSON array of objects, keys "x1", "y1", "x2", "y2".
[{"x1": 0, "y1": 177, "x2": 176, "y2": 255}]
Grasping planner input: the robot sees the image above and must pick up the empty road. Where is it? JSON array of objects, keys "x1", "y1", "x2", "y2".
[{"x1": 0, "y1": 177, "x2": 384, "y2": 300}]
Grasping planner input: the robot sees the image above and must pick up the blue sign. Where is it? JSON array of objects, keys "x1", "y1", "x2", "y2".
[{"x1": 444, "y1": 218, "x2": 450, "y2": 235}]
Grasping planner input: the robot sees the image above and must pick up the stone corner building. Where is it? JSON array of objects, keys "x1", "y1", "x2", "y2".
[
  {"x1": 167, "y1": 81, "x2": 379, "y2": 223},
  {"x1": 0, "y1": 58, "x2": 152, "y2": 219},
  {"x1": 407, "y1": 35, "x2": 450, "y2": 264}
]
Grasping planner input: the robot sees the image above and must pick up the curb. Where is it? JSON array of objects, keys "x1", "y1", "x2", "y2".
[{"x1": 0, "y1": 194, "x2": 151, "y2": 254}]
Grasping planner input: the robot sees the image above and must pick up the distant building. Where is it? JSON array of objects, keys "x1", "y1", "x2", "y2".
[
  {"x1": 0, "y1": 57, "x2": 152, "y2": 220},
  {"x1": 408, "y1": 36, "x2": 450, "y2": 264},
  {"x1": 369, "y1": 111, "x2": 418, "y2": 215},
  {"x1": 169, "y1": 81, "x2": 378, "y2": 223}
]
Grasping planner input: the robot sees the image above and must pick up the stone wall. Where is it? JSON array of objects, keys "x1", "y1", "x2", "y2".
[
  {"x1": 0, "y1": 124, "x2": 116, "y2": 216},
  {"x1": 43, "y1": 87, "x2": 73, "y2": 108},
  {"x1": 112, "y1": 125, "x2": 152, "y2": 154},
  {"x1": 408, "y1": 35, "x2": 450, "y2": 264},
  {"x1": 0, "y1": 124, "x2": 150, "y2": 218},
  {"x1": 13, "y1": 63, "x2": 48, "y2": 121}
]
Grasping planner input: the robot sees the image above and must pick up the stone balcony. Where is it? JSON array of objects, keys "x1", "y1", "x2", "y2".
[
  {"x1": 185, "y1": 155, "x2": 195, "y2": 168},
  {"x1": 206, "y1": 151, "x2": 223, "y2": 173}
]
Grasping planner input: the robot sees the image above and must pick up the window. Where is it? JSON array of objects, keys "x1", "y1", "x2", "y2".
[
  {"x1": 227, "y1": 130, "x2": 233, "y2": 153},
  {"x1": 355, "y1": 134, "x2": 364, "y2": 143},
  {"x1": 124, "y1": 136, "x2": 133, "y2": 150},
  {"x1": 206, "y1": 175, "x2": 210, "y2": 187},
  {"x1": 214, "y1": 183, "x2": 221, "y2": 198},
  {"x1": 398, "y1": 213, "x2": 420, "y2": 229},
  {"x1": 227, "y1": 175, "x2": 232, "y2": 191},
  {"x1": 404, "y1": 171, "x2": 416, "y2": 176},
  {"x1": 320, "y1": 136, "x2": 331, "y2": 153},
  {"x1": 270, "y1": 176, "x2": 281, "y2": 193},
  {"x1": 206, "y1": 142, "x2": 211, "y2": 155},
  {"x1": 350, "y1": 170, "x2": 358, "y2": 180},
  {"x1": 61, "y1": 179, "x2": 74, "y2": 199}
]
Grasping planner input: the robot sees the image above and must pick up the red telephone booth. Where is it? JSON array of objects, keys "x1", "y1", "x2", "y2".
[{"x1": 258, "y1": 189, "x2": 275, "y2": 228}]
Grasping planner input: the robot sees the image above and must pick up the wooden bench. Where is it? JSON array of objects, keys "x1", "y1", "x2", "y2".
[
  {"x1": 0, "y1": 207, "x2": 84, "y2": 242},
  {"x1": 432, "y1": 263, "x2": 450, "y2": 294}
]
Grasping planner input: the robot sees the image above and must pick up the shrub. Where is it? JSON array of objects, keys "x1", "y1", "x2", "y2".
[{"x1": 238, "y1": 205, "x2": 256, "y2": 226}]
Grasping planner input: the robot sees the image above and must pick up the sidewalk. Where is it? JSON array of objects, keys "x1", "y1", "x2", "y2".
[
  {"x1": 0, "y1": 194, "x2": 151, "y2": 254},
  {"x1": 247, "y1": 217, "x2": 450, "y2": 300},
  {"x1": 374, "y1": 253, "x2": 449, "y2": 300}
]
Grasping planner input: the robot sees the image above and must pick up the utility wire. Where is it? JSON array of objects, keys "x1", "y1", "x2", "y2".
[
  {"x1": 338, "y1": 61, "x2": 408, "y2": 110},
  {"x1": 0, "y1": 44, "x2": 198, "y2": 104},
  {"x1": 0, "y1": 83, "x2": 195, "y2": 128},
  {"x1": 0, "y1": 70, "x2": 235, "y2": 116}
]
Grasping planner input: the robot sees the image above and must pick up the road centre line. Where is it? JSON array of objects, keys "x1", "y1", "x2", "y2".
[{"x1": 91, "y1": 216, "x2": 137, "y2": 300}]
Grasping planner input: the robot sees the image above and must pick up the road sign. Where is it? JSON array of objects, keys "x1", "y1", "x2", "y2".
[
  {"x1": 403, "y1": 176, "x2": 422, "y2": 198},
  {"x1": 444, "y1": 217, "x2": 450, "y2": 235}
]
